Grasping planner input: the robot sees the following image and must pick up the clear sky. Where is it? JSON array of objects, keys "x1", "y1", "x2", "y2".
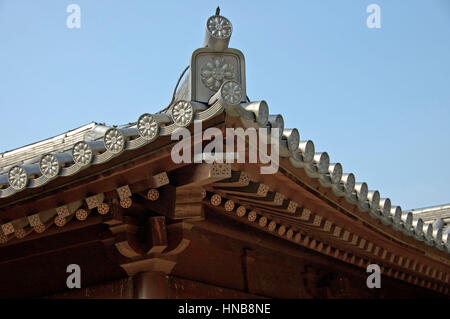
[{"x1": 0, "y1": 0, "x2": 449, "y2": 210}]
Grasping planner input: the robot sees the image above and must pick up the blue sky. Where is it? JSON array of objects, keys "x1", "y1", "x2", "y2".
[{"x1": 0, "y1": 0, "x2": 449, "y2": 209}]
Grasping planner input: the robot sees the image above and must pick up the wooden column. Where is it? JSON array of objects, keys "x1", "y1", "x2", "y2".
[{"x1": 133, "y1": 271, "x2": 169, "y2": 299}]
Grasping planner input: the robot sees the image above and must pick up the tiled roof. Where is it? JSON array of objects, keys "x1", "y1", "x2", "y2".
[
  {"x1": 0, "y1": 122, "x2": 96, "y2": 172},
  {"x1": 0, "y1": 93, "x2": 448, "y2": 254},
  {"x1": 0, "y1": 11, "x2": 448, "y2": 258},
  {"x1": 407, "y1": 204, "x2": 450, "y2": 224}
]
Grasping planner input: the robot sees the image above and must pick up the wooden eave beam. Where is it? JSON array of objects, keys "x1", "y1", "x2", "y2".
[
  {"x1": 201, "y1": 190, "x2": 450, "y2": 293},
  {"x1": 224, "y1": 115, "x2": 450, "y2": 264}
]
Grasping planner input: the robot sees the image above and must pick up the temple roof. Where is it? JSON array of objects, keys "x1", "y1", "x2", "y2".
[
  {"x1": 0, "y1": 85, "x2": 448, "y2": 255},
  {"x1": 0, "y1": 10, "x2": 448, "y2": 295},
  {"x1": 407, "y1": 204, "x2": 450, "y2": 223},
  {"x1": 407, "y1": 204, "x2": 450, "y2": 236},
  {"x1": 0, "y1": 122, "x2": 97, "y2": 171}
]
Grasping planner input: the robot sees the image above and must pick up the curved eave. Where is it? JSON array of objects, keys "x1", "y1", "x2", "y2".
[{"x1": 0, "y1": 102, "x2": 448, "y2": 258}]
